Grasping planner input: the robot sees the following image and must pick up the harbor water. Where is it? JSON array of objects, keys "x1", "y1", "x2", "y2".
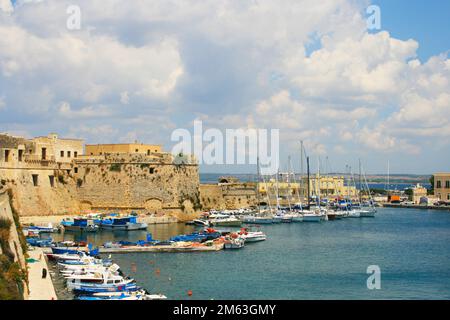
[{"x1": 50, "y1": 208, "x2": 450, "y2": 300}]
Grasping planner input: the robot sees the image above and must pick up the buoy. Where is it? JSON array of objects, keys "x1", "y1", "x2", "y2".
[
  {"x1": 187, "y1": 290, "x2": 193, "y2": 296},
  {"x1": 155, "y1": 268, "x2": 160, "y2": 276}
]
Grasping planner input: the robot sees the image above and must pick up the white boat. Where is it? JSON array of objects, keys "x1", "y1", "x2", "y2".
[
  {"x1": 192, "y1": 219, "x2": 210, "y2": 226},
  {"x1": 302, "y1": 210, "x2": 322, "y2": 222},
  {"x1": 347, "y1": 210, "x2": 360, "y2": 218},
  {"x1": 286, "y1": 212, "x2": 303, "y2": 222},
  {"x1": 238, "y1": 228, "x2": 267, "y2": 242},
  {"x1": 241, "y1": 215, "x2": 273, "y2": 224},
  {"x1": 209, "y1": 214, "x2": 242, "y2": 227},
  {"x1": 67, "y1": 272, "x2": 133, "y2": 291},
  {"x1": 359, "y1": 209, "x2": 376, "y2": 218}
]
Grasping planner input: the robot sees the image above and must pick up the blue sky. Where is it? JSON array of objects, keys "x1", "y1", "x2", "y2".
[
  {"x1": 374, "y1": 0, "x2": 450, "y2": 61},
  {"x1": 0, "y1": 0, "x2": 449, "y2": 175}
]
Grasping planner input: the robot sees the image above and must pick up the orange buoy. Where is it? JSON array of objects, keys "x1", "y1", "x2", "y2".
[
  {"x1": 155, "y1": 268, "x2": 160, "y2": 276},
  {"x1": 187, "y1": 290, "x2": 193, "y2": 297}
]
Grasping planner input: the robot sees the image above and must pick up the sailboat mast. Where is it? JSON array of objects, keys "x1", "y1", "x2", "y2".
[
  {"x1": 300, "y1": 140, "x2": 304, "y2": 201},
  {"x1": 359, "y1": 158, "x2": 362, "y2": 204},
  {"x1": 256, "y1": 157, "x2": 261, "y2": 214},
  {"x1": 307, "y1": 156, "x2": 310, "y2": 208}
]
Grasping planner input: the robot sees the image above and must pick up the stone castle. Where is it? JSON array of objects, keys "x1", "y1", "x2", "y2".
[{"x1": 0, "y1": 133, "x2": 201, "y2": 219}]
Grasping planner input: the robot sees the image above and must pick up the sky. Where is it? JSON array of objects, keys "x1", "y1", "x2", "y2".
[{"x1": 0, "y1": 0, "x2": 449, "y2": 174}]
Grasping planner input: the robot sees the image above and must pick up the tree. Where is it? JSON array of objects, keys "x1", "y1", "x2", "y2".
[{"x1": 429, "y1": 175, "x2": 434, "y2": 195}]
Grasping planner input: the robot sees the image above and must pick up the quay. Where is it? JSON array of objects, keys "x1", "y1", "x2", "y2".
[
  {"x1": 382, "y1": 203, "x2": 450, "y2": 211},
  {"x1": 27, "y1": 247, "x2": 58, "y2": 300},
  {"x1": 42, "y1": 243, "x2": 224, "y2": 254}
]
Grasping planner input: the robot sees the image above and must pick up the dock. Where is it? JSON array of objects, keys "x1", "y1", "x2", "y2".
[
  {"x1": 382, "y1": 203, "x2": 450, "y2": 211},
  {"x1": 27, "y1": 247, "x2": 58, "y2": 300},
  {"x1": 42, "y1": 243, "x2": 224, "y2": 254}
]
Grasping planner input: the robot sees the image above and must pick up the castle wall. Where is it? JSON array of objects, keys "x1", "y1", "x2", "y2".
[{"x1": 200, "y1": 182, "x2": 257, "y2": 210}]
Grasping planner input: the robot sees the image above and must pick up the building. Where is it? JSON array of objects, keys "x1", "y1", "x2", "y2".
[
  {"x1": 258, "y1": 175, "x2": 358, "y2": 200},
  {"x1": 411, "y1": 183, "x2": 428, "y2": 204},
  {"x1": 32, "y1": 133, "x2": 83, "y2": 163},
  {"x1": 434, "y1": 173, "x2": 450, "y2": 201},
  {"x1": 1, "y1": 133, "x2": 200, "y2": 217},
  {"x1": 85, "y1": 143, "x2": 162, "y2": 156},
  {"x1": 1, "y1": 133, "x2": 83, "y2": 167}
]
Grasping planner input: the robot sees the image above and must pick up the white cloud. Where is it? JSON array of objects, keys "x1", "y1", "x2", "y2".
[
  {"x1": 0, "y1": 0, "x2": 13, "y2": 14},
  {"x1": 0, "y1": 0, "x2": 449, "y2": 172}
]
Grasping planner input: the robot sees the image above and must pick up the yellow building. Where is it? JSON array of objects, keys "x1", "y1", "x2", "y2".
[
  {"x1": 1, "y1": 133, "x2": 83, "y2": 165},
  {"x1": 258, "y1": 176, "x2": 358, "y2": 199},
  {"x1": 32, "y1": 133, "x2": 83, "y2": 163},
  {"x1": 411, "y1": 183, "x2": 428, "y2": 204},
  {"x1": 85, "y1": 143, "x2": 162, "y2": 156},
  {"x1": 434, "y1": 173, "x2": 450, "y2": 201}
]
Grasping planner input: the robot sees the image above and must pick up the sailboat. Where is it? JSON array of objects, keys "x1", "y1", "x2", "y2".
[
  {"x1": 358, "y1": 161, "x2": 376, "y2": 217},
  {"x1": 302, "y1": 156, "x2": 322, "y2": 222},
  {"x1": 242, "y1": 157, "x2": 274, "y2": 224}
]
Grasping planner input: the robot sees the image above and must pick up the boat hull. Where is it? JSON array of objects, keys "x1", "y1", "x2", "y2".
[
  {"x1": 302, "y1": 215, "x2": 322, "y2": 222},
  {"x1": 100, "y1": 223, "x2": 148, "y2": 231}
]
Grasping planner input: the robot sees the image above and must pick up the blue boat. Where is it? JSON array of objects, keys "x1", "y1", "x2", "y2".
[
  {"x1": 100, "y1": 216, "x2": 147, "y2": 231},
  {"x1": 26, "y1": 237, "x2": 53, "y2": 247},
  {"x1": 61, "y1": 218, "x2": 99, "y2": 232}
]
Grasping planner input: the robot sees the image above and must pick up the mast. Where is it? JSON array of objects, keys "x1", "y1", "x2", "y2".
[
  {"x1": 300, "y1": 140, "x2": 304, "y2": 201},
  {"x1": 256, "y1": 157, "x2": 261, "y2": 214},
  {"x1": 307, "y1": 156, "x2": 311, "y2": 208},
  {"x1": 359, "y1": 158, "x2": 362, "y2": 205}
]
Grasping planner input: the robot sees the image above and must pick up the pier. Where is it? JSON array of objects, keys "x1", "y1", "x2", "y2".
[
  {"x1": 27, "y1": 248, "x2": 58, "y2": 300},
  {"x1": 42, "y1": 243, "x2": 224, "y2": 254},
  {"x1": 382, "y1": 203, "x2": 450, "y2": 211}
]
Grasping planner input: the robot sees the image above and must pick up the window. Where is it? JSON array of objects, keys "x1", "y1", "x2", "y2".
[
  {"x1": 74, "y1": 167, "x2": 78, "y2": 174},
  {"x1": 74, "y1": 152, "x2": 78, "y2": 158},
  {"x1": 67, "y1": 151, "x2": 71, "y2": 158},
  {"x1": 448, "y1": 194, "x2": 450, "y2": 200},
  {"x1": 4, "y1": 150, "x2": 10, "y2": 162},
  {"x1": 147, "y1": 150, "x2": 150, "y2": 155},
  {"x1": 49, "y1": 176, "x2": 55, "y2": 188},
  {"x1": 32, "y1": 174, "x2": 39, "y2": 187},
  {"x1": 446, "y1": 181, "x2": 450, "y2": 189},
  {"x1": 60, "y1": 151, "x2": 64, "y2": 157},
  {"x1": 437, "y1": 180, "x2": 442, "y2": 188},
  {"x1": 41, "y1": 148, "x2": 47, "y2": 160},
  {"x1": 135, "y1": 149, "x2": 139, "y2": 153},
  {"x1": 18, "y1": 150, "x2": 23, "y2": 162},
  {"x1": 149, "y1": 168, "x2": 154, "y2": 174}
]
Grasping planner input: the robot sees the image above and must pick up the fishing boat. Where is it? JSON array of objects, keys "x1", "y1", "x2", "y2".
[
  {"x1": 100, "y1": 216, "x2": 148, "y2": 231},
  {"x1": 61, "y1": 218, "x2": 99, "y2": 232},
  {"x1": 26, "y1": 223, "x2": 58, "y2": 233},
  {"x1": 67, "y1": 272, "x2": 135, "y2": 291}
]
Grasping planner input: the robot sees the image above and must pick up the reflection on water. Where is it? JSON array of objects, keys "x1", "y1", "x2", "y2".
[{"x1": 48, "y1": 223, "x2": 197, "y2": 245}]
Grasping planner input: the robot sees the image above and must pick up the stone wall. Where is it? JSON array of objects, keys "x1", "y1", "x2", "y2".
[
  {"x1": 73, "y1": 154, "x2": 200, "y2": 217},
  {"x1": 200, "y1": 182, "x2": 257, "y2": 210},
  {"x1": 0, "y1": 188, "x2": 29, "y2": 299}
]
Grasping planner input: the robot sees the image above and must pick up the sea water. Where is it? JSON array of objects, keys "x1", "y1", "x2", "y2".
[{"x1": 51, "y1": 208, "x2": 450, "y2": 300}]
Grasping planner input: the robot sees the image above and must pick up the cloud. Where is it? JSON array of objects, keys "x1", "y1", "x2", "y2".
[
  {"x1": 0, "y1": 0, "x2": 449, "y2": 172},
  {"x1": 0, "y1": 0, "x2": 13, "y2": 14}
]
